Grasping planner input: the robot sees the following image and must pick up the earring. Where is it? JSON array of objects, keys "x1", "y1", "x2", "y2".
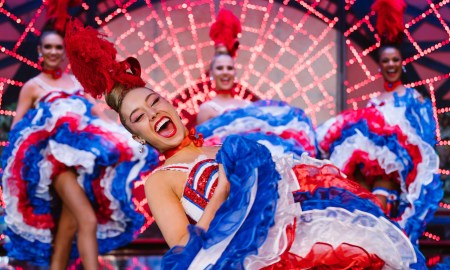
[
  {"x1": 139, "y1": 139, "x2": 145, "y2": 153},
  {"x1": 402, "y1": 66, "x2": 406, "y2": 73},
  {"x1": 378, "y1": 67, "x2": 381, "y2": 73},
  {"x1": 210, "y1": 75, "x2": 214, "y2": 81}
]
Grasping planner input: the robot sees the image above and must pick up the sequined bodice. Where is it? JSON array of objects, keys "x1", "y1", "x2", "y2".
[{"x1": 153, "y1": 155, "x2": 219, "y2": 223}]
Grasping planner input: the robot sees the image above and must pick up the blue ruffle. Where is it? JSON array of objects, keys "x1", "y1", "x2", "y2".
[
  {"x1": 321, "y1": 89, "x2": 442, "y2": 245},
  {"x1": 196, "y1": 99, "x2": 318, "y2": 157},
  {"x1": 402, "y1": 173, "x2": 443, "y2": 244},
  {"x1": 241, "y1": 132, "x2": 306, "y2": 157},
  {"x1": 293, "y1": 186, "x2": 427, "y2": 269},
  {"x1": 431, "y1": 262, "x2": 450, "y2": 270},
  {"x1": 3, "y1": 228, "x2": 52, "y2": 266},
  {"x1": 162, "y1": 135, "x2": 280, "y2": 269},
  {"x1": 328, "y1": 119, "x2": 414, "y2": 182},
  {"x1": 1, "y1": 94, "x2": 159, "y2": 265},
  {"x1": 394, "y1": 88, "x2": 437, "y2": 146},
  {"x1": 410, "y1": 247, "x2": 427, "y2": 270},
  {"x1": 326, "y1": 118, "x2": 442, "y2": 244},
  {"x1": 197, "y1": 99, "x2": 312, "y2": 137},
  {"x1": 293, "y1": 186, "x2": 386, "y2": 218}
]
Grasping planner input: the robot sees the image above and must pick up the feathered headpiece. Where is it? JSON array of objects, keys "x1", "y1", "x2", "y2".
[
  {"x1": 209, "y1": 9, "x2": 242, "y2": 57},
  {"x1": 45, "y1": 0, "x2": 82, "y2": 33},
  {"x1": 64, "y1": 19, "x2": 145, "y2": 98},
  {"x1": 371, "y1": 0, "x2": 406, "y2": 45}
]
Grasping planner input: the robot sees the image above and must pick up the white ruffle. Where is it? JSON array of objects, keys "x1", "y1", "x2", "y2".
[
  {"x1": 2, "y1": 97, "x2": 145, "y2": 244},
  {"x1": 317, "y1": 100, "x2": 439, "y2": 234},
  {"x1": 377, "y1": 105, "x2": 439, "y2": 228},
  {"x1": 244, "y1": 146, "x2": 302, "y2": 269},
  {"x1": 257, "y1": 104, "x2": 291, "y2": 116},
  {"x1": 330, "y1": 131, "x2": 404, "y2": 176},
  {"x1": 245, "y1": 149, "x2": 418, "y2": 269},
  {"x1": 2, "y1": 133, "x2": 55, "y2": 243},
  {"x1": 96, "y1": 167, "x2": 127, "y2": 239},
  {"x1": 49, "y1": 140, "x2": 96, "y2": 173},
  {"x1": 291, "y1": 207, "x2": 417, "y2": 269},
  {"x1": 209, "y1": 116, "x2": 315, "y2": 146},
  {"x1": 315, "y1": 114, "x2": 342, "y2": 148},
  {"x1": 3, "y1": 196, "x2": 53, "y2": 244}
]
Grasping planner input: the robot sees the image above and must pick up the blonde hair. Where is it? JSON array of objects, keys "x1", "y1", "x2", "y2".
[
  {"x1": 105, "y1": 83, "x2": 126, "y2": 112},
  {"x1": 105, "y1": 83, "x2": 132, "y2": 132}
]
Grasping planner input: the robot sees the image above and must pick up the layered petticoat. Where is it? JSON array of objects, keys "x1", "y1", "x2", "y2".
[
  {"x1": 316, "y1": 88, "x2": 442, "y2": 244},
  {"x1": 1, "y1": 90, "x2": 159, "y2": 265},
  {"x1": 196, "y1": 100, "x2": 318, "y2": 158},
  {"x1": 162, "y1": 136, "x2": 425, "y2": 269}
]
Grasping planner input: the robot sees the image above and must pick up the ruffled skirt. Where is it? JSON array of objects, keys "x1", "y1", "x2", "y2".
[
  {"x1": 162, "y1": 136, "x2": 425, "y2": 269},
  {"x1": 316, "y1": 102, "x2": 442, "y2": 244},
  {"x1": 1, "y1": 94, "x2": 159, "y2": 265},
  {"x1": 196, "y1": 100, "x2": 318, "y2": 157}
]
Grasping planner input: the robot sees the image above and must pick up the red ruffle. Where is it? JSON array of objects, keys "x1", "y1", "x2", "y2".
[
  {"x1": 263, "y1": 242, "x2": 385, "y2": 269},
  {"x1": 341, "y1": 150, "x2": 399, "y2": 185},
  {"x1": 277, "y1": 129, "x2": 316, "y2": 157},
  {"x1": 292, "y1": 164, "x2": 383, "y2": 209},
  {"x1": 9, "y1": 114, "x2": 134, "y2": 228},
  {"x1": 319, "y1": 108, "x2": 421, "y2": 189},
  {"x1": 91, "y1": 169, "x2": 112, "y2": 225},
  {"x1": 261, "y1": 219, "x2": 297, "y2": 270}
]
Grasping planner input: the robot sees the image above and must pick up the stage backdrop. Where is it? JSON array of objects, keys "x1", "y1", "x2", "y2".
[{"x1": 0, "y1": 0, "x2": 449, "y2": 266}]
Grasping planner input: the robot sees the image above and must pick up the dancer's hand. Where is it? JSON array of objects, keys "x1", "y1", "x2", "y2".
[{"x1": 212, "y1": 164, "x2": 230, "y2": 202}]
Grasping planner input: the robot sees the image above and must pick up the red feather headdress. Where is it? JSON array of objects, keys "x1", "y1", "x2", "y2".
[
  {"x1": 64, "y1": 19, "x2": 145, "y2": 98},
  {"x1": 45, "y1": 0, "x2": 82, "y2": 33},
  {"x1": 209, "y1": 9, "x2": 242, "y2": 57},
  {"x1": 371, "y1": 0, "x2": 406, "y2": 45}
]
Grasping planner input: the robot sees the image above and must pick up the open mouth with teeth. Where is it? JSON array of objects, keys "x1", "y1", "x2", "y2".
[
  {"x1": 219, "y1": 77, "x2": 233, "y2": 88},
  {"x1": 385, "y1": 68, "x2": 399, "y2": 78},
  {"x1": 154, "y1": 116, "x2": 177, "y2": 138}
]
